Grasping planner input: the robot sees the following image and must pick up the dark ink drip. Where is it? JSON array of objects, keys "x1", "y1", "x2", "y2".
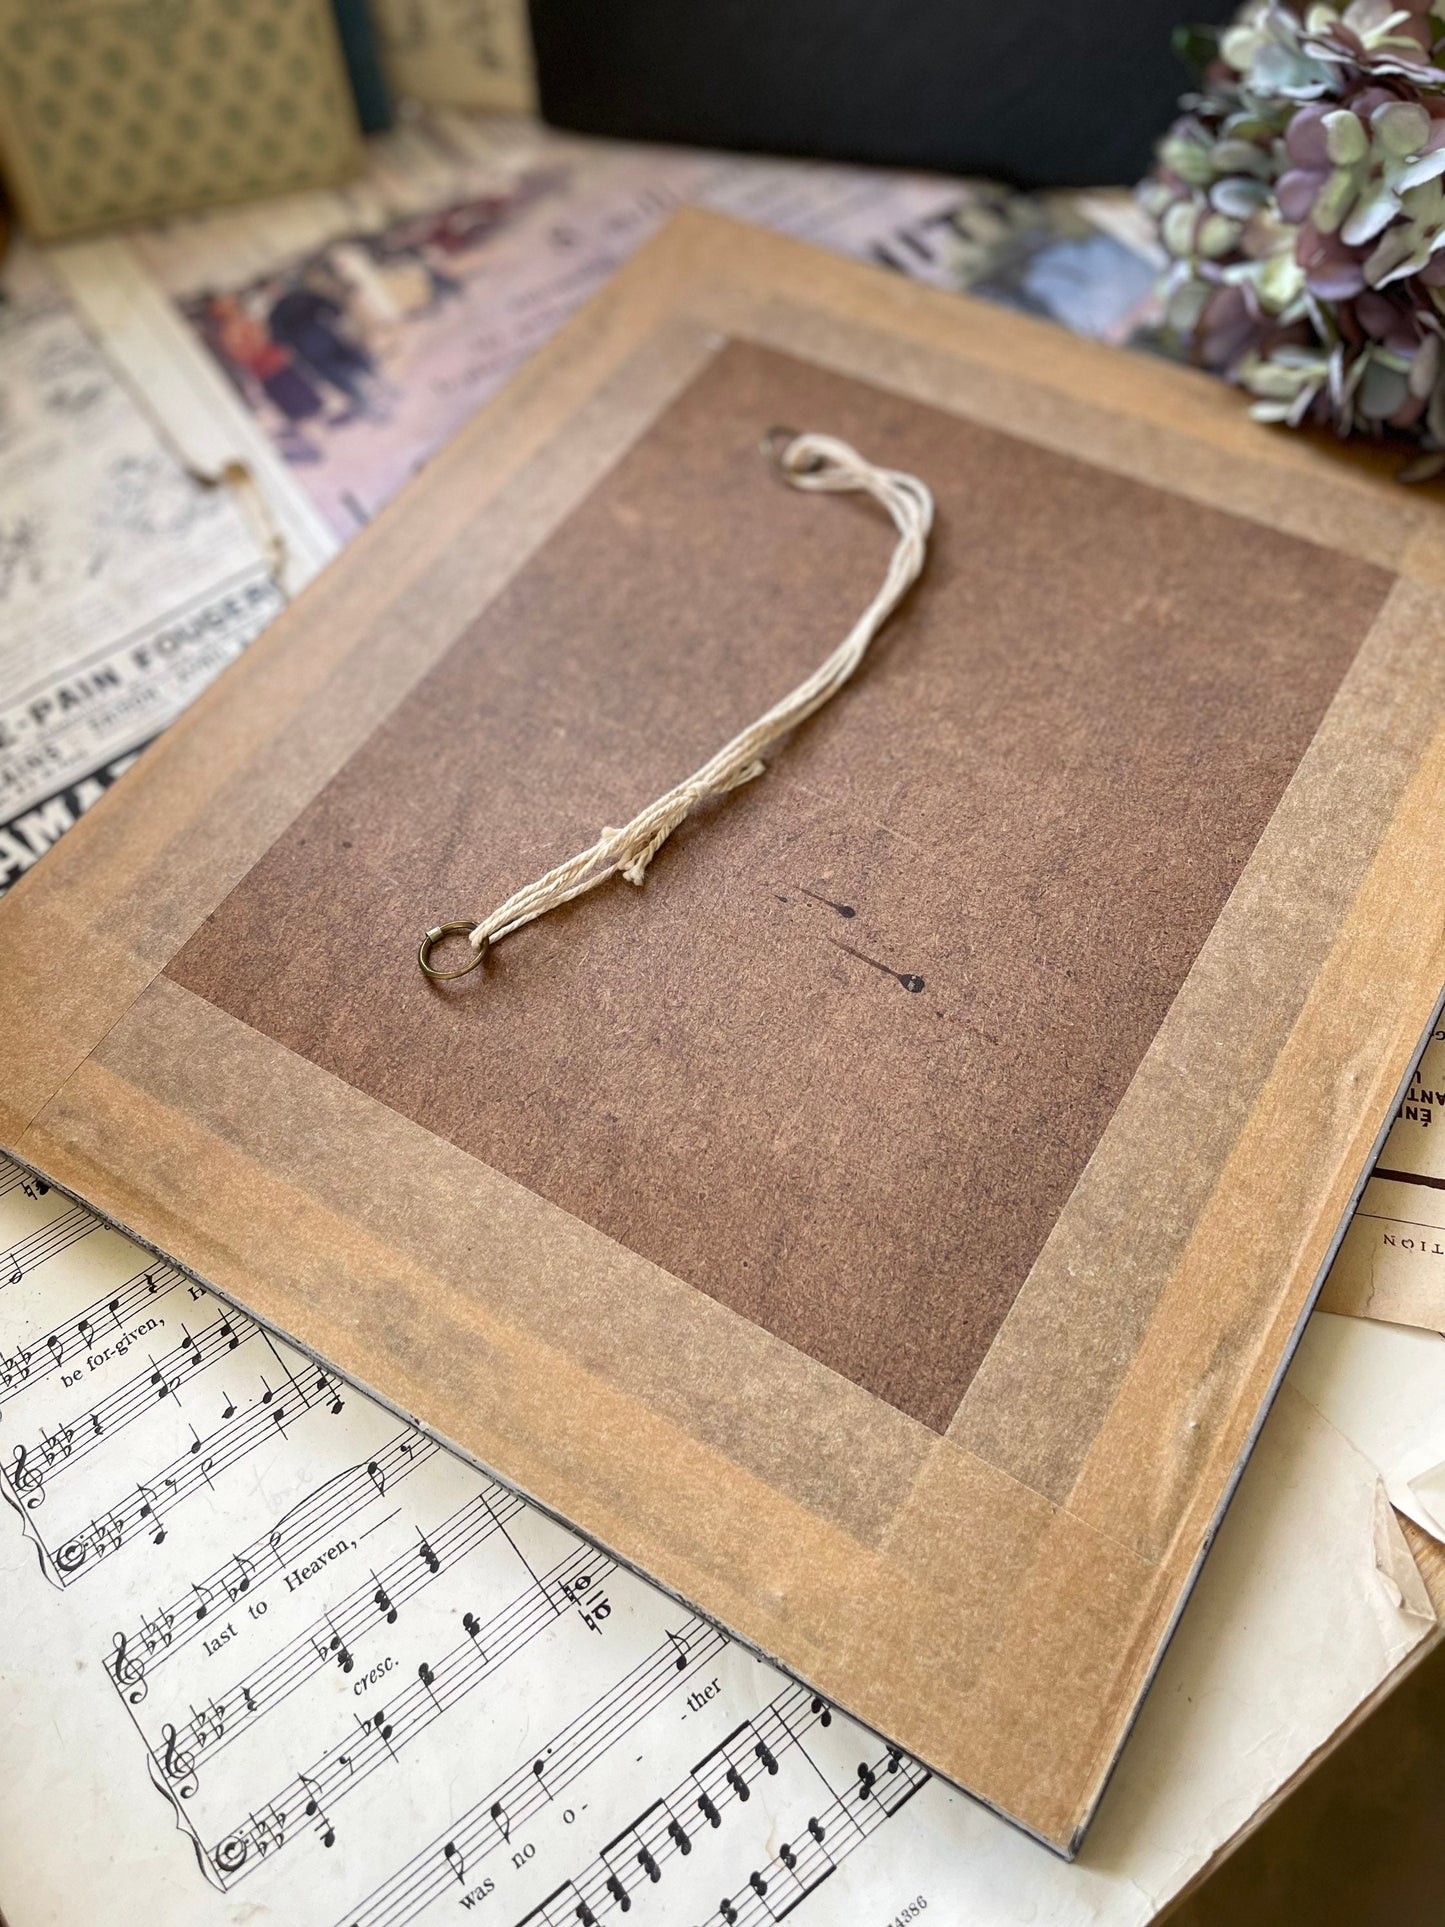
[
  {"x1": 831, "y1": 939, "x2": 924, "y2": 992},
  {"x1": 801, "y1": 885, "x2": 856, "y2": 919}
]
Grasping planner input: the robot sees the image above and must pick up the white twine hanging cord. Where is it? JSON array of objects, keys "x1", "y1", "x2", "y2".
[{"x1": 418, "y1": 430, "x2": 935, "y2": 981}]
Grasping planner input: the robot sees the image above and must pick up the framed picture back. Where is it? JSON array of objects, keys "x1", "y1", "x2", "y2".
[{"x1": 5, "y1": 211, "x2": 1445, "y2": 1852}]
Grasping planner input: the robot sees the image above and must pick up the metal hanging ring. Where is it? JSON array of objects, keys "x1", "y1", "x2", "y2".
[
  {"x1": 759, "y1": 426, "x2": 824, "y2": 474},
  {"x1": 418, "y1": 923, "x2": 489, "y2": 981}
]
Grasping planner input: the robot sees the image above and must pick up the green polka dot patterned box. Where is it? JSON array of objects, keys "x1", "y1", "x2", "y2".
[{"x1": 0, "y1": 0, "x2": 362, "y2": 239}]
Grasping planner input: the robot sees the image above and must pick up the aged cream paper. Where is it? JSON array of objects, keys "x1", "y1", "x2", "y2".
[
  {"x1": 54, "y1": 112, "x2": 1155, "y2": 539},
  {"x1": 1320, "y1": 1026, "x2": 1445, "y2": 1331},
  {"x1": 1290, "y1": 1310, "x2": 1445, "y2": 1541},
  {"x1": 0, "y1": 1157, "x2": 1435, "y2": 1927},
  {"x1": 0, "y1": 247, "x2": 281, "y2": 893}
]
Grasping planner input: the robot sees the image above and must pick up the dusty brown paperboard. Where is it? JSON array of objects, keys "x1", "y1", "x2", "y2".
[{"x1": 4, "y1": 211, "x2": 1445, "y2": 1853}]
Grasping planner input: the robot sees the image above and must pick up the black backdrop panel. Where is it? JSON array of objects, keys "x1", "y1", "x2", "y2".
[{"x1": 527, "y1": 0, "x2": 1237, "y2": 188}]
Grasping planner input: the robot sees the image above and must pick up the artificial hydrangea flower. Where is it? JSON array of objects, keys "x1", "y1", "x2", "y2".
[{"x1": 1141, "y1": 0, "x2": 1445, "y2": 469}]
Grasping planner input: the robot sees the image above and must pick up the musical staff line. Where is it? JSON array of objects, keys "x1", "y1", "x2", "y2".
[
  {"x1": 9, "y1": 1308, "x2": 257, "y2": 1486},
  {"x1": 696, "y1": 1739, "x2": 929, "y2": 1927},
  {"x1": 0, "y1": 1257, "x2": 185, "y2": 1406},
  {"x1": 110, "y1": 1428, "x2": 440, "y2": 1686},
  {"x1": 150, "y1": 1480, "x2": 526, "y2": 1750},
  {"x1": 204, "y1": 1543, "x2": 617, "y2": 1883},
  {"x1": 25, "y1": 1358, "x2": 346, "y2": 1581},
  {"x1": 0, "y1": 1163, "x2": 51, "y2": 1206},
  {"x1": 0, "y1": 1205, "x2": 99, "y2": 1290},
  {"x1": 338, "y1": 1617, "x2": 730, "y2": 1927},
  {"x1": 513, "y1": 1686, "x2": 836, "y2": 1926}
]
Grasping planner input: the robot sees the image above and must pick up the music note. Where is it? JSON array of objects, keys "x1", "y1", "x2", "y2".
[
  {"x1": 417, "y1": 1533, "x2": 440, "y2": 1575},
  {"x1": 417, "y1": 1660, "x2": 439, "y2": 1705},
  {"x1": 443, "y1": 1841, "x2": 466, "y2": 1886},
  {"x1": 136, "y1": 1482, "x2": 167, "y2": 1546},
  {"x1": 223, "y1": 1553, "x2": 254, "y2": 1603},
  {"x1": 299, "y1": 1772, "x2": 337, "y2": 1848},
  {"x1": 372, "y1": 1576, "x2": 398, "y2": 1624},
  {"x1": 461, "y1": 1610, "x2": 485, "y2": 1653},
  {"x1": 810, "y1": 1695, "x2": 832, "y2": 1726},
  {"x1": 77, "y1": 1316, "x2": 94, "y2": 1348},
  {"x1": 667, "y1": 1627, "x2": 690, "y2": 1671},
  {"x1": 219, "y1": 1317, "x2": 239, "y2": 1351},
  {"x1": 325, "y1": 1619, "x2": 354, "y2": 1675},
  {"x1": 489, "y1": 1798, "x2": 510, "y2": 1843},
  {"x1": 366, "y1": 1459, "x2": 386, "y2": 1498}
]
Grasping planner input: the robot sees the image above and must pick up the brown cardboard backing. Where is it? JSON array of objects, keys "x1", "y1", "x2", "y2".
[
  {"x1": 166, "y1": 341, "x2": 1388, "y2": 1434},
  {"x1": 5, "y1": 212, "x2": 1445, "y2": 1853}
]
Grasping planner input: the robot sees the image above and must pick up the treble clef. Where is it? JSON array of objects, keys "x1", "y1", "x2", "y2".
[
  {"x1": 10, "y1": 1441, "x2": 43, "y2": 1509},
  {"x1": 159, "y1": 1722, "x2": 198, "y2": 1799},
  {"x1": 111, "y1": 1629, "x2": 147, "y2": 1704}
]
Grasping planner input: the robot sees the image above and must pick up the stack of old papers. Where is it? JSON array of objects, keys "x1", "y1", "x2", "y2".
[{"x1": 1, "y1": 110, "x2": 1442, "y2": 1927}]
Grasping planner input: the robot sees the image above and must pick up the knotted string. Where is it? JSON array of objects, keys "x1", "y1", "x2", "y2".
[{"x1": 418, "y1": 430, "x2": 934, "y2": 981}]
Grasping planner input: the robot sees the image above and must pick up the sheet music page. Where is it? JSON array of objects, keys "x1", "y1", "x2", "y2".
[{"x1": 0, "y1": 1154, "x2": 1436, "y2": 1927}]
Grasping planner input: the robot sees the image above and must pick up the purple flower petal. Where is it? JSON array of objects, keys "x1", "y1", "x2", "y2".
[
  {"x1": 1285, "y1": 102, "x2": 1332, "y2": 168},
  {"x1": 1277, "y1": 167, "x2": 1325, "y2": 221}
]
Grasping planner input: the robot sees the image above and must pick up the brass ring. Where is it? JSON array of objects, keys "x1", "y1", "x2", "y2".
[
  {"x1": 760, "y1": 426, "x2": 825, "y2": 475},
  {"x1": 418, "y1": 923, "x2": 488, "y2": 981}
]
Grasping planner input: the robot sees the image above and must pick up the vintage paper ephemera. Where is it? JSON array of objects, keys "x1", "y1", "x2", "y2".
[
  {"x1": 0, "y1": 1154, "x2": 1437, "y2": 1927},
  {"x1": 6, "y1": 213, "x2": 1445, "y2": 1852}
]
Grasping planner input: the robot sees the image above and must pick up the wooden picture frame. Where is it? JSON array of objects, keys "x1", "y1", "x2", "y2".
[{"x1": 4, "y1": 210, "x2": 1445, "y2": 1852}]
